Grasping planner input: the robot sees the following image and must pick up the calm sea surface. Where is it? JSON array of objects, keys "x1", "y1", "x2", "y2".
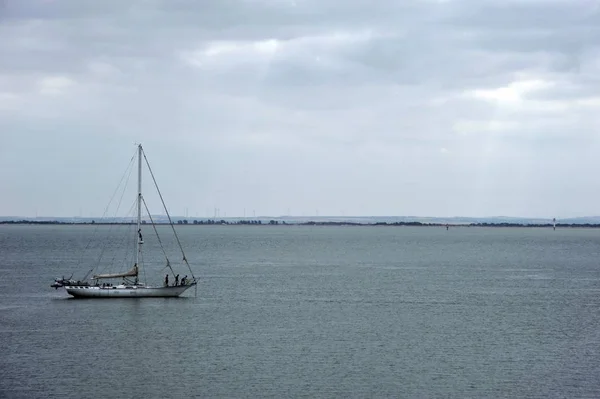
[{"x1": 1, "y1": 224, "x2": 600, "y2": 398}]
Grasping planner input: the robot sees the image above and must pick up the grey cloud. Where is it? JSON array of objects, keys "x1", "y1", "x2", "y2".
[{"x1": 1, "y1": 0, "x2": 599, "y2": 217}]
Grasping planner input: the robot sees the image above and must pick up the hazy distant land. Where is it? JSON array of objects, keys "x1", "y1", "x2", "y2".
[{"x1": 2, "y1": 215, "x2": 600, "y2": 228}]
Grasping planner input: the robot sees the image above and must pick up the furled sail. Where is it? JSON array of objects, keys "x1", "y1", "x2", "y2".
[{"x1": 93, "y1": 265, "x2": 138, "y2": 279}]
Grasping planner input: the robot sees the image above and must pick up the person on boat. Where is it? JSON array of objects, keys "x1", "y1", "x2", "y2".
[
  {"x1": 175, "y1": 274, "x2": 179, "y2": 286},
  {"x1": 181, "y1": 275, "x2": 187, "y2": 285},
  {"x1": 165, "y1": 274, "x2": 169, "y2": 287}
]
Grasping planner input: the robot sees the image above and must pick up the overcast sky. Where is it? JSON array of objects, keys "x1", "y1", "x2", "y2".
[{"x1": 1, "y1": 0, "x2": 599, "y2": 218}]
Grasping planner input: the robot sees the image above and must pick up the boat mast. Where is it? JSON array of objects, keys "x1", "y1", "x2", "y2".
[{"x1": 136, "y1": 144, "x2": 142, "y2": 275}]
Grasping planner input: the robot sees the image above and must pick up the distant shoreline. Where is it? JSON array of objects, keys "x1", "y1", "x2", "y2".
[{"x1": 0, "y1": 220, "x2": 598, "y2": 228}]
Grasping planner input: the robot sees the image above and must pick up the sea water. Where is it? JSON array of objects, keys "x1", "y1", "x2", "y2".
[{"x1": 1, "y1": 224, "x2": 599, "y2": 398}]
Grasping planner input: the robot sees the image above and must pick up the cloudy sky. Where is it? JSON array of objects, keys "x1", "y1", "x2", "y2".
[{"x1": 1, "y1": 0, "x2": 599, "y2": 218}]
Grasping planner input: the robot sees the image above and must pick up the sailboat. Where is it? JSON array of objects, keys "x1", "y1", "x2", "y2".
[{"x1": 51, "y1": 144, "x2": 197, "y2": 298}]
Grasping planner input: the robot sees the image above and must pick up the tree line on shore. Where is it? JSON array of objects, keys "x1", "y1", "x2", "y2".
[{"x1": 3, "y1": 219, "x2": 600, "y2": 228}]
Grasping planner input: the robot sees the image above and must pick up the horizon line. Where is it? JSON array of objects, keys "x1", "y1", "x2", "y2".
[{"x1": 1, "y1": 215, "x2": 597, "y2": 220}]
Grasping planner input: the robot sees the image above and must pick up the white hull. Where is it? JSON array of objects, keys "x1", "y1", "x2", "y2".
[{"x1": 65, "y1": 284, "x2": 195, "y2": 298}]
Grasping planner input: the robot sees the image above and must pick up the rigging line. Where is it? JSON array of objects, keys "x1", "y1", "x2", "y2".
[
  {"x1": 142, "y1": 197, "x2": 173, "y2": 268},
  {"x1": 116, "y1": 214, "x2": 137, "y2": 282},
  {"x1": 117, "y1": 223, "x2": 135, "y2": 280},
  {"x1": 94, "y1": 170, "x2": 135, "y2": 273},
  {"x1": 94, "y1": 197, "x2": 136, "y2": 276},
  {"x1": 94, "y1": 184, "x2": 133, "y2": 276},
  {"x1": 141, "y1": 198, "x2": 176, "y2": 280},
  {"x1": 142, "y1": 148, "x2": 197, "y2": 280},
  {"x1": 81, "y1": 268, "x2": 94, "y2": 281},
  {"x1": 98, "y1": 148, "x2": 137, "y2": 222},
  {"x1": 142, "y1": 202, "x2": 176, "y2": 280},
  {"x1": 96, "y1": 211, "x2": 130, "y2": 278},
  {"x1": 75, "y1": 150, "x2": 136, "y2": 278},
  {"x1": 95, "y1": 163, "x2": 135, "y2": 269},
  {"x1": 110, "y1": 201, "x2": 136, "y2": 266},
  {"x1": 140, "y1": 249, "x2": 146, "y2": 285},
  {"x1": 108, "y1": 202, "x2": 137, "y2": 273}
]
